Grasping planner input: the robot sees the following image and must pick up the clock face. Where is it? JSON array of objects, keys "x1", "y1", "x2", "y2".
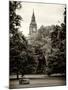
[{"x1": 33, "y1": 28, "x2": 36, "y2": 32}]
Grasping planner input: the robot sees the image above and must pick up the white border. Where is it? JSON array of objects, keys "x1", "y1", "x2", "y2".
[{"x1": 0, "y1": 0, "x2": 68, "y2": 90}]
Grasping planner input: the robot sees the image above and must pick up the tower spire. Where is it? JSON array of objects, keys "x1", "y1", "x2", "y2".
[
  {"x1": 31, "y1": 9, "x2": 36, "y2": 22},
  {"x1": 33, "y1": 9, "x2": 34, "y2": 16},
  {"x1": 29, "y1": 9, "x2": 37, "y2": 35}
]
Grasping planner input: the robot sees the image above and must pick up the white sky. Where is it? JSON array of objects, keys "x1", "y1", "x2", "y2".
[{"x1": 16, "y1": 2, "x2": 65, "y2": 36}]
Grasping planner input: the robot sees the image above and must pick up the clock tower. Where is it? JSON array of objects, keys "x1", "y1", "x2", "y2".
[{"x1": 29, "y1": 10, "x2": 37, "y2": 35}]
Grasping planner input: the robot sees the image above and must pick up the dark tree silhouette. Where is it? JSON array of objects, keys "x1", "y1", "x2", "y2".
[
  {"x1": 9, "y1": 1, "x2": 37, "y2": 79},
  {"x1": 9, "y1": 1, "x2": 28, "y2": 79},
  {"x1": 47, "y1": 7, "x2": 66, "y2": 75}
]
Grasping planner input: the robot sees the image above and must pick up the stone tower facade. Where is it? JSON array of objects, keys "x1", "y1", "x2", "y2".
[
  {"x1": 28, "y1": 10, "x2": 37, "y2": 45},
  {"x1": 29, "y1": 10, "x2": 37, "y2": 36}
]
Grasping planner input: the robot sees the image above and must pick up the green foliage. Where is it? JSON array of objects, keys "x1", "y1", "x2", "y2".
[
  {"x1": 10, "y1": 1, "x2": 37, "y2": 78},
  {"x1": 9, "y1": 1, "x2": 22, "y2": 34},
  {"x1": 9, "y1": 1, "x2": 28, "y2": 79},
  {"x1": 47, "y1": 7, "x2": 66, "y2": 75}
]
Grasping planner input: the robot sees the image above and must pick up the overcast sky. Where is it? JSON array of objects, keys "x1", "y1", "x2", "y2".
[{"x1": 16, "y1": 2, "x2": 65, "y2": 36}]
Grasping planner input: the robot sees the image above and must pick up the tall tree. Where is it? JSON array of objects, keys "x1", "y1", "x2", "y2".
[
  {"x1": 9, "y1": 1, "x2": 37, "y2": 79},
  {"x1": 47, "y1": 7, "x2": 66, "y2": 75},
  {"x1": 9, "y1": 1, "x2": 28, "y2": 79}
]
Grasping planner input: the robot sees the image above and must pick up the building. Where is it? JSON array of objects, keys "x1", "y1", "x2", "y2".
[
  {"x1": 29, "y1": 10, "x2": 37, "y2": 35},
  {"x1": 28, "y1": 10, "x2": 37, "y2": 45}
]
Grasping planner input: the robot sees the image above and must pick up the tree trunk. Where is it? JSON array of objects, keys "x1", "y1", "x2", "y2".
[
  {"x1": 22, "y1": 73, "x2": 24, "y2": 79},
  {"x1": 17, "y1": 72, "x2": 19, "y2": 80}
]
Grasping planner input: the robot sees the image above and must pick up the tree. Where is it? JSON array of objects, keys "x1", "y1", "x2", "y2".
[
  {"x1": 9, "y1": 1, "x2": 28, "y2": 79},
  {"x1": 30, "y1": 25, "x2": 53, "y2": 73},
  {"x1": 47, "y1": 7, "x2": 66, "y2": 75},
  {"x1": 10, "y1": 1, "x2": 38, "y2": 79}
]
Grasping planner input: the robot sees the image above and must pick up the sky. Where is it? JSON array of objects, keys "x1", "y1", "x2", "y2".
[{"x1": 16, "y1": 2, "x2": 65, "y2": 36}]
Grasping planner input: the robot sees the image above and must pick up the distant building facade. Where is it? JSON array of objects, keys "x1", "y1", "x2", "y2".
[
  {"x1": 29, "y1": 10, "x2": 37, "y2": 36},
  {"x1": 28, "y1": 10, "x2": 37, "y2": 45}
]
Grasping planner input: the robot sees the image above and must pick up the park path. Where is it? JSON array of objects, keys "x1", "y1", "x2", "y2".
[
  {"x1": 10, "y1": 74, "x2": 65, "y2": 79},
  {"x1": 9, "y1": 74, "x2": 66, "y2": 89},
  {"x1": 10, "y1": 75, "x2": 47, "y2": 79}
]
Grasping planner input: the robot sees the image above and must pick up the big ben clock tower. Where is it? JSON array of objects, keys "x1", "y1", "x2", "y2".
[{"x1": 29, "y1": 10, "x2": 37, "y2": 35}]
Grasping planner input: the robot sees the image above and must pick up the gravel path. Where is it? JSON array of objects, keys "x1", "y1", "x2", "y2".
[{"x1": 9, "y1": 75, "x2": 66, "y2": 89}]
